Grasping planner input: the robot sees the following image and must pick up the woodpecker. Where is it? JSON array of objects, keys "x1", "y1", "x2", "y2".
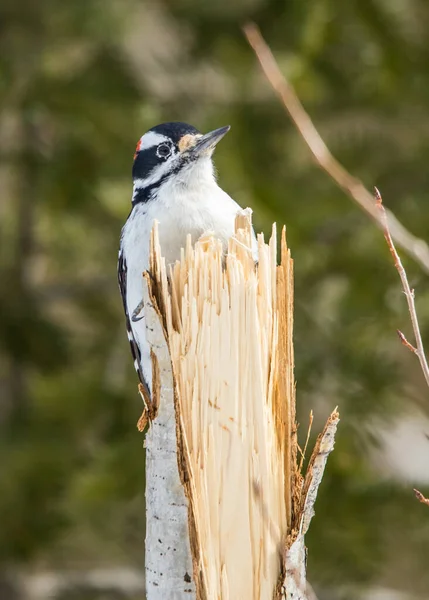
[{"x1": 118, "y1": 122, "x2": 257, "y2": 397}]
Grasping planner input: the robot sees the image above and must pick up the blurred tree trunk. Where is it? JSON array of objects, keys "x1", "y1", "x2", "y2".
[{"x1": 7, "y1": 114, "x2": 38, "y2": 423}]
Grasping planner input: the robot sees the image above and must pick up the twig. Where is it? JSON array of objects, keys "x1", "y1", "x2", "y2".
[
  {"x1": 414, "y1": 488, "x2": 429, "y2": 506},
  {"x1": 396, "y1": 330, "x2": 417, "y2": 354},
  {"x1": 243, "y1": 23, "x2": 429, "y2": 275},
  {"x1": 374, "y1": 188, "x2": 429, "y2": 389}
]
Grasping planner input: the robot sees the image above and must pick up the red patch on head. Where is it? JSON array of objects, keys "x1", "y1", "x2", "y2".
[{"x1": 133, "y1": 139, "x2": 142, "y2": 160}]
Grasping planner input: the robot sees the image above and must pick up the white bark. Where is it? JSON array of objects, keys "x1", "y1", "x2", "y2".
[
  {"x1": 300, "y1": 411, "x2": 340, "y2": 538},
  {"x1": 283, "y1": 536, "x2": 307, "y2": 600},
  {"x1": 142, "y1": 275, "x2": 196, "y2": 600}
]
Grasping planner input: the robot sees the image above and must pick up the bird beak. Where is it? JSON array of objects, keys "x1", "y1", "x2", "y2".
[{"x1": 189, "y1": 125, "x2": 231, "y2": 156}]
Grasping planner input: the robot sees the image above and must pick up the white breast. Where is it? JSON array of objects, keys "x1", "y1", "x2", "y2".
[{"x1": 121, "y1": 178, "x2": 254, "y2": 392}]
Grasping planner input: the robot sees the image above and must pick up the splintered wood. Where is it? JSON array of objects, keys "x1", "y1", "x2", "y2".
[{"x1": 146, "y1": 215, "x2": 339, "y2": 600}]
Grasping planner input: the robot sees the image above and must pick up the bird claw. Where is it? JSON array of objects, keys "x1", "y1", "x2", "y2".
[{"x1": 131, "y1": 299, "x2": 145, "y2": 322}]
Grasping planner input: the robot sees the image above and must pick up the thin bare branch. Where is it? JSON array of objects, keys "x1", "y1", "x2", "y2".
[
  {"x1": 243, "y1": 23, "x2": 429, "y2": 275},
  {"x1": 397, "y1": 330, "x2": 417, "y2": 354},
  {"x1": 414, "y1": 488, "x2": 429, "y2": 506},
  {"x1": 374, "y1": 189, "x2": 429, "y2": 388}
]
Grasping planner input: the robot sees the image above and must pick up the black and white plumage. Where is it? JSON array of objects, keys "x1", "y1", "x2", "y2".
[{"x1": 118, "y1": 122, "x2": 257, "y2": 397}]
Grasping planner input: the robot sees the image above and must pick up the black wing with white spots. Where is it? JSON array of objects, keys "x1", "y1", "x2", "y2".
[{"x1": 117, "y1": 250, "x2": 151, "y2": 398}]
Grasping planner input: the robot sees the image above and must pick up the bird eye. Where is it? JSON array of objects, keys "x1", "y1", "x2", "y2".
[{"x1": 156, "y1": 143, "x2": 171, "y2": 159}]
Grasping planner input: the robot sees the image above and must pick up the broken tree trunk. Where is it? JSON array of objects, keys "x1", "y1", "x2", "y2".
[{"x1": 140, "y1": 212, "x2": 339, "y2": 599}]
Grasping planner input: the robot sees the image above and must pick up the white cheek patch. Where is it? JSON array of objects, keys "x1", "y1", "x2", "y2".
[{"x1": 132, "y1": 155, "x2": 179, "y2": 196}]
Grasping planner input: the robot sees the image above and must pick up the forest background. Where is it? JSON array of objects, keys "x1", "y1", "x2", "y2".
[{"x1": 2, "y1": 1, "x2": 429, "y2": 598}]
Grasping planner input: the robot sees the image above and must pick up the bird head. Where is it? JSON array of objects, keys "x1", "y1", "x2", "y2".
[{"x1": 132, "y1": 122, "x2": 230, "y2": 204}]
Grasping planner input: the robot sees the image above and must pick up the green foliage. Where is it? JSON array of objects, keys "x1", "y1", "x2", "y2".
[{"x1": 1, "y1": 0, "x2": 429, "y2": 597}]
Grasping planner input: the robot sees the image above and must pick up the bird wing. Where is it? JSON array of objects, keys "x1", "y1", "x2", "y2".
[{"x1": 117, "y1": 250, "x2": 151, "y2": 399}]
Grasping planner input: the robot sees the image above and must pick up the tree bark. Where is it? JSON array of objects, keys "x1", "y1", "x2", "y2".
[{"x1": 141, "y1": 275, "x2": 196, "y2": 599}]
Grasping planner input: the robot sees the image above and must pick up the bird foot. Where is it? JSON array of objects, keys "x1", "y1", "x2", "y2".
[{"x1": 131, "y1": 299, "x2": 145, "y2": 322}]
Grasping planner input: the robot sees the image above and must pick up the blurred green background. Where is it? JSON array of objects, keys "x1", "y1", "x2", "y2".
[{"x1": 2, "y1": 1, "x2": 429, "y2": 599}]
